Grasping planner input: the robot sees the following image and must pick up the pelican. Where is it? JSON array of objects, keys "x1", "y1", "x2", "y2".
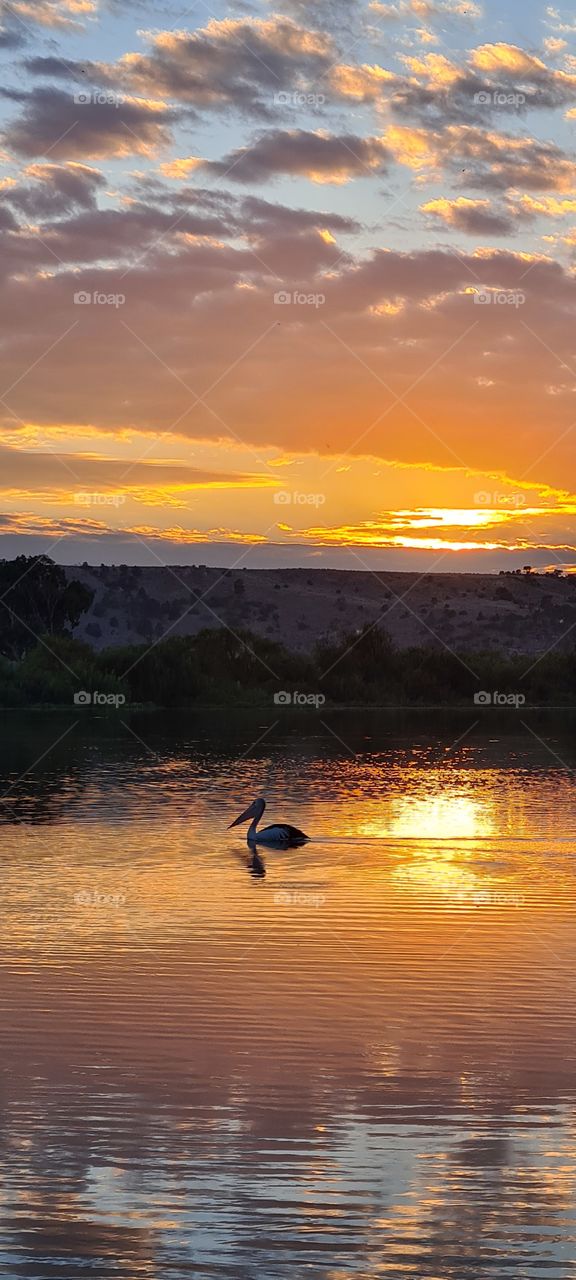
[{"x1": 228, "y1": 797, "x2": 309, "y2": 848}]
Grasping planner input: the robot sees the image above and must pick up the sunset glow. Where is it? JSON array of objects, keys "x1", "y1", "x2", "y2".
[
  {"x1": 3, "y1": 5, "x2": 576, "y2": 1273},
  {"x1": 0, "y1": 0, "x2": 575, "y2": 572}
]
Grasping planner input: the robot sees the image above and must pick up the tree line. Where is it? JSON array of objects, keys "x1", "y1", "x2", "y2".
[{"x1": 1, "y1": 555, "x2": 574, "y2": 707}]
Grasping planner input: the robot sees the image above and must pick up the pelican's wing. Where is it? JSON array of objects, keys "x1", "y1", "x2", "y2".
[
  {"x1": 274, "y1": 823, "x2": 309, "y2": 842},
  {"x1": 257, "y1": 823, "x2": 309, "y2": 845},
  {"x1": 283, "y1": 824, "x2": 309, "y2": 841}
]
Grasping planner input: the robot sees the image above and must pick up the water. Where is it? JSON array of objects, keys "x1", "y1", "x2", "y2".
[{"x1": 1, "y1": 710, "x2": 576, "y2": 1279}]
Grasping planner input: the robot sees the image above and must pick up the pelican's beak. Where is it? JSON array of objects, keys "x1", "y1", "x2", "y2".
[{"x1": 228, "y1": 804, "x2": 254, "y2": 829}]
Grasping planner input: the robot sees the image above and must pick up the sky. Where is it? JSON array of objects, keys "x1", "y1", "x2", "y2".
[{"x1": 0, "y1": 0, "x2": 575, "y2": 572}]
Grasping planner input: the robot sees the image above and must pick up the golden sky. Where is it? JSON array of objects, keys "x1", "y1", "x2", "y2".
[{"x1": 0, "y1": 0, "x2": 575, "y2": 570}]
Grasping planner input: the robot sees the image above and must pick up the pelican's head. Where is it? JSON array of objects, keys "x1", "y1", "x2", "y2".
[{"x1": 228, "y1": 796, "x2": 266, "y2": 829}]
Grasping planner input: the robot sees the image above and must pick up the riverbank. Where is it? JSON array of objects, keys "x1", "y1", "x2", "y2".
[{"x1": 1, "y1": 626, "x2": 574, "y2": 708}]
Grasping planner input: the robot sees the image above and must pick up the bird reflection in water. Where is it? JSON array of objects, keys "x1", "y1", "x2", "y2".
[
  {"x1": 248, "y1": 848, "x2": 266, "y2": 878},
  {"x1": 230, "y1": 847, "x2": 267, "y2": 878}
]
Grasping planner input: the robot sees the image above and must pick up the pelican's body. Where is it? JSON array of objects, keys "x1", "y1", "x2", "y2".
[{"x1": 229, "y1": 797, "x2": 309, "y2": 848}]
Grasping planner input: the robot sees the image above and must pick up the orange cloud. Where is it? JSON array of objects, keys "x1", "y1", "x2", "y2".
[
  {"x1": 384, "y1": 125, "x2": 437, "y2": 170},
  {"x1": 0, "y1": 511, "x2": 268, "y2": 544},
  {"x1": 515, "y1": 194, "x2": 576, "y2": 217},
  {"x1": 159, "y1": 157, "x2": 203, "y2": 179},
  {"x1": 471, "y1": 43, "x2": 550, "y2": 74},
  {"x1": 328, "y1": 63, "x2": 396, "y2": 100},
  {"x1": 401, "y1": 52, "x2": 462, "y2": 86},
  {"x1": 115, "y1": 16, "x2": 333, "y2": 112},
  {"x1": 386, "y1": 123, "x2": 576, "y2": 190},
  {"x1": 130, "y1": 524, "x2": 267, "y2": 544},
  {"x1": 4, "y1": 0, "x2": 96, "y2": 29},
  {"x1": 420, "y1": 196, "x2": 514, "y2": 234}
]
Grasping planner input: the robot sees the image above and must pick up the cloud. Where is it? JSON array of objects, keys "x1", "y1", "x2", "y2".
[
  {"x1": 0, "y1": 510, "x2": 268, "y2": 548},
  {"x1": 1, "y1": 162, "x2": 105, "y2": 218},
  {"x1": 469, "y1": 41, "x2": 576, "y2": 108},
  {"x1": 0, "y1": 180, "x2": 360, "y2": 276},
  {"x1": 266, "y1": 0, "x2": 363, "y2": 27},
  {"x1": 0, "y1": 203, "x2": 18, "y2": 230},
  {"x1": 420, "y1": 196, "x2": 517, "y2": 235},
  {"x1": 554, "y1": 226, "x2": 576, "y2": 247},
  {"x1": 0, "y1": 22, "x2": 25, "y2": 48},
  {"x1": 0, "y1": 0, "x2": 96, "y2": 31},
  {"x1": 1, "y1": 229, "x2": 575, "y2": 499},
  {"x1": 544, "y1": 5, "x2": 576, "y2": 35},
  {"x1": 24, "y1": 25, "x2": 576, "y2": 138},
  {"x1": 543, "y1": 36, "x2": 568, "y2": 55},
  {"x1": 454, "y1": 130, "x2": 576, "y2": 192},
  {"x1": 385, "y1": 122, "x2": 576, "y2": 191},
  {"x1": 327, "y1": 62, "x2": 399, "y2": 102},
  {"x1": 0, "y1": 443, "x2": 277, "y2": 502},
  {"x1": 400, "y1": 51, "x2": 464, "y2": 87},
  {"x1": 0, "y1": 0, "x2": 574, "y2": 567},
  {"x1": 114, "y1": 17, "x2": 333, "y2": 115},
  {"x1": 369, "y1": 0, "x2": 482, "y2": 17},
  {"x1": 6, "y1": 205, "x2": 235, "y2": 269},
  {"x1": 472, "y1": 41, "x2": 560, "y2": 77},
  {"x1": 514, "y1": 194, "x2": 576, "y2": 219},
  {"x1": 239, "y1": 195, "x2": 360, "y2": 236},
  {"x1": 3, "y1": 452, "x2": 575, "y2": 567},
  {"x1": 326, "y1": 39, "x2": 576, "y2": 127},
  {"x1": 22, "y1": 55, "x2": 94, "y2": 81},
  {"x1": 1, "y1": 87, "x2": 176, "y2": 160},
  {"x1": 159, "y1": 156, "x2": 204, "y2": 179},
  {"x1": 287, "y1": 500, "x2": 576, "y2": 553},
  {"x1": 201, "y1": 129, "x2": 390, "y2": 184}
]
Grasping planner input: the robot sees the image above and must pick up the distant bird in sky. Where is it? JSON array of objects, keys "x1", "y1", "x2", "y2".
[{"x1": 228, "y1": 797, "x2": 309, "y2": 847}]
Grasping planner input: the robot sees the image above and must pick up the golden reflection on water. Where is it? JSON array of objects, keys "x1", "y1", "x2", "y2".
[
  {"x1": 361, "y1": 792, "x2": 496, "y2": 841},
  {"x1": 1, "y1": 719, "x2": 576, "y2": 1278}
]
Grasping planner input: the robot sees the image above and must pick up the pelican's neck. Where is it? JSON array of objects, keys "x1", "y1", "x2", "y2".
[
  {"x1": 247, "y1": 801, "x2": 264, "y2": 843},
  {"x1": 247, "y1": 815, "x2": 259, "y2": 842}
]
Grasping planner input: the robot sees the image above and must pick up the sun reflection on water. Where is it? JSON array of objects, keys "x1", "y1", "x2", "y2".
[
  {"x1": 358, "y1": 793, "x2": 499, "y2": 902},
  {"x1": 387, "y1": 794, "x2": 495, "y2": 842}
]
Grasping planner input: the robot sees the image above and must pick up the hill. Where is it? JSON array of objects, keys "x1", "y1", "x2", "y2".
[{"x1": 65, "y1": 565, "x2": 576, "y2": 657}]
